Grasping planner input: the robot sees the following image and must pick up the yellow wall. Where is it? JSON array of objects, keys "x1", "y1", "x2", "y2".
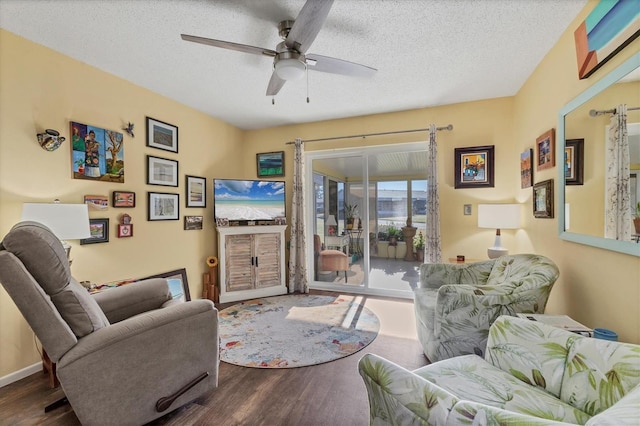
[
  {"x1": 512, "y1": 0, "x2": 640, "y2": 344},
  {"x1": 0, "y1": 30, "x2": 244, "y2": 376},
  {"x1": 1, "y1": 0, "x2": 640, "y2": 379}
]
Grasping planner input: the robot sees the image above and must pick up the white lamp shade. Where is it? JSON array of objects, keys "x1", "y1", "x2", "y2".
[
  {"x1": 326, "y1": 215, "x2": 337, "y2": 226},
  {"x1": 478, "y1": 204, "x2": 521, "y2": 229},
  {"x1": 21, "y1": 203, "x2": 91, "y2": 240}
]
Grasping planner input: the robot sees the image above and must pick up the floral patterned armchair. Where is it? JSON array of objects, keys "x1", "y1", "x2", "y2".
[
  {"x1": 414, "y1": 254, "x2": 559, "y2": 362},
  {"x1": 359, "y1": 315, "x2": 640, "y2": 425}
]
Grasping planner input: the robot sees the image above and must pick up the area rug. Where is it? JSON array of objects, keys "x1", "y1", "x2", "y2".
[{"x1": 219, "y1": 294, "x2": 380, "y2": 368}]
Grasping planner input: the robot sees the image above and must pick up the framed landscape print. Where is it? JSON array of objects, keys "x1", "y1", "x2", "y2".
[
  {"x1": 565, "y1": 138, "x2": 584, "y2": 185},
  {"x1": 184, "y1": 215, "x2": 203, "y2": 230},
  {"x1": 80, "y1": 218, "x2": 109, "y2": 244},
  {"x1": 533, "y1": 179, "x2": 554, "y2": 218},
  {"x1": 112, "y1": 191, "x2": 135, "y2": 207},
  {"x1": 148, "y1": 192, "x2": 179, "y2": 221},
  {"x1": 520, "y1": 148, "x2": 534, "y2": 188},
  {"x1": 454, "y1": 145, "x2": 495, "y2": 188},
  {"x1": 147, "y1": 155, "x2": 178, "y2": 187},
  {"x1": 256, "y1": 151, "x2": 285, "y2": 177},
  {"x1": 139, "y1": 268, "x2": 191, "y2": 302},
  {"x1": 186, "y1": 175, "x2": 206, "y2": 207},
  {"x1": 536, "y1": 129, "x2": 555, "y2": 171},
  {"x1": 146, "y1": 117, "x2": 178, "y2": 153}
]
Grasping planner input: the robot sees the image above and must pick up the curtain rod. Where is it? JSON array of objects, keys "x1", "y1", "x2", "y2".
[
  {"x1": 285, "y1": 124, "x2": 453, "y2": 144},
  {"x1": 589, "y1": 106, "x2": 640, "y2": 116}
]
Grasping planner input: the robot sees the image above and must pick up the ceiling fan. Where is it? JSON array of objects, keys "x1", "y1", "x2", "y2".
[{"x1": 181, "y1": 0, "x2": 376, "y2": 97}]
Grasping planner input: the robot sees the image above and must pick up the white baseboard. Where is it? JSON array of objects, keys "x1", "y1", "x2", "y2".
[{"x1": 0, "y1": 362, "x2": 42, "y2": 388}]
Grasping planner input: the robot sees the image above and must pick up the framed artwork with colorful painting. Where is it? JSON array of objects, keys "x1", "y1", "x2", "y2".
[
  {"x1": 454, "y1": 145, "x2": 495, "y2": 189},
  {"x1": 71, "y1": 121, "x2": 124, "y2": 183}
]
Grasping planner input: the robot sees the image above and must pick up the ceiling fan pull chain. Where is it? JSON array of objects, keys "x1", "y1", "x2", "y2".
[{"x1": 306, "y1": 67, "x2": 310, "y2": 104}]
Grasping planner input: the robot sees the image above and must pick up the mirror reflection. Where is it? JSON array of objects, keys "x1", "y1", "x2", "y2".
[{"x1": 563, "y1": 64, "x2": 640, "y2": 243}]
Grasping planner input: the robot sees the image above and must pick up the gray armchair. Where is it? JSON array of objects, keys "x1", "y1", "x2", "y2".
[
  {"x1": 414, "y1": 254, "x2": 559, "y2": 362},
  {"x1": 0, "y1": 222, "x2": 219, "y2": 425}
]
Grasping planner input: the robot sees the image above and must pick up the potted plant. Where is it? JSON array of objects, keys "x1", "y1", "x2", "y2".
[
  {"x1": 414, "y1": 231, "x2": 425, "y2": 262},
  {"x1": 634, "y1": 202, "x2": 640, "y2": 234},
  {"x1": 345, "y1": 204, "x2": 358, "y2": 229},
  {"x1": 386, "y1": 224, "x2": 400, "y2": 246}
]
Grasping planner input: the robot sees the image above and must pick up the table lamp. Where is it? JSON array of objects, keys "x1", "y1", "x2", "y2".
[
  {"x1": 21, "y1": 201, "x2": 91, "y2": 259},
  {"x1": 326, "y1": 214, "x2": 337, "y2": 236},
  {"x1": 478, "y1": 204, "x2": 521, "y2": 259}
]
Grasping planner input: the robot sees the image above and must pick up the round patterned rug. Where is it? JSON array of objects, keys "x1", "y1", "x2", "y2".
[{"x1": 219, "y1": 294, "x2": 380, "y2": 368}]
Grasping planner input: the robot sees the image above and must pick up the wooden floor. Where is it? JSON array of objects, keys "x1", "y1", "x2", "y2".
[{"x1": 0, "y1": 290, "x2": 427, "y2": 425}]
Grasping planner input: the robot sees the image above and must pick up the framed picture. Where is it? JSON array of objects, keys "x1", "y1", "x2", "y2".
[
  {"x1": 520, "y1": 148, "x2": 534, "y2": 188},
  {"x1": 148, "y1": 192, "x2": 179, "y2": 221},
  {"x1": 112, "y1": 190, "x2": 136, "y2": 207},
  {"x1": 84, "y1": 194, "x2": 109, "y2": 210},
  {"x1": 146, "y1": 117, "x2": 178, "y2": 153},
  {"x1": 454, "y1": 145, "x2": 495, "y2": 188},
  {"x1": 139, "y1": 268, "x2": 191, "y2": 302},
  {"x1": 574, "y1": 2, "x2": 640, "y2": 79},
  {"x1": 184, "y1": 215, "x2": 203, "y2": 230},
  {"x1": 80, "y1": 218, "x2": 109, "y2": 245},
  {"x1": 256, "y1": 151, "x2": 285, "y2": 177},
  {"x1": 71, "y1": 121, "x2": 124, "y2": 183},
  {"x1": 536, "y1": 129, "x2": 555, "y2": 171},
  {"x1": 463, "y1": 204, "x2": 472, "y2": 215},
  {"x1": 117, "y1": 224, "x2": 133, "y2": 238},
  {"x1": 565, "y1": 138, "x2": 584, "y2": 185},
  {"x1": 147, "y1": 155, "x2": 178, "y2": 187},
  {"x1": 185, "y1": 175, "x2": 206, "y2": 208},
  {"x1": 533, "y1": 179, "x2": 554, "y2": 218}
]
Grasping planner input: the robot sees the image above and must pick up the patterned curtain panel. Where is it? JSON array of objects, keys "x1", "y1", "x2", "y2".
[
  {"x1": 288, "y1": 138, "x2": 308, "y2": 293},
  {"x1": 605, "y1": 104, "x2": 631, "y2": 241},
  {"x1": 425, "y1": 124, "x2": 442, "y2": 263}
]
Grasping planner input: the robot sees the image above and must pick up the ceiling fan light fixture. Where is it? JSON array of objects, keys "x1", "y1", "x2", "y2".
[{"x1": 275, "y1": 57, "x2": 306, "y2": 81}]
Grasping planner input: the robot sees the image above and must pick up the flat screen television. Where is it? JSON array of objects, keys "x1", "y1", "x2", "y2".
[{"x1": 213, "y1": 179, "x2": 286, "y2": 223}]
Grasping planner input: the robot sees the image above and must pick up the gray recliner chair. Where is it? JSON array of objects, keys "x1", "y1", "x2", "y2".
[{"x1": 0, "y1": 222, "x2": 219, "y2": 425}]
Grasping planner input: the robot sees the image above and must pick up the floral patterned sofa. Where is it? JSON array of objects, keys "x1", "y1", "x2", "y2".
[
  {"x1": 414, "y1": 254, "x2": 559, "y2": 362},
  {"x1": 359, "y1": 315, "x2": 640, "y2": 425}
]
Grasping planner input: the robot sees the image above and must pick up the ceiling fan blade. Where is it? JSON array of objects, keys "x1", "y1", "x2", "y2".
[
  {"x1": 306, "y1": 54, "x2": 377, "y2": 78},
  {"x1": 181, "y1": 34, "x2": 276, "y2": 57},
  {"x1": 285, "y1": 0, "x2": 334, "y2": 53},
  {"x1": 266, "y1": 71, "x2": 286, "y2": 96}
]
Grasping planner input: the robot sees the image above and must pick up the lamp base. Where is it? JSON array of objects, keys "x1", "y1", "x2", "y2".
[{"x1": 487, "y1": 247, "x2": 508, "y2": 259}]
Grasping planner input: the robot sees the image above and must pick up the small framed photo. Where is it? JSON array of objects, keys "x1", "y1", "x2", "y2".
[
  {"x1": 84, "y1": 195, "x2": 109, "y2": 211},
  {"x1": 454, "y1": 145, "x2": 495, "y2": 188},
  {"x1": 148, "y1": 192, "x2": 179, "y2": 221},
  {"x1": 184, "y1": 215, "x2": 203, "y2": 230},
  {"x1": 80, "y1": 218, "x2": 109, "y2": 245},
  {"x1": 533, "y1": 179, "x2": 554, "y2": 218},
  {"x1": 520, "y1": 148, "x2": 534, "y2": 188},
  {"x1": 215, "y1": 217, "x2": 229, "y2": 227},
  {"x1": 117, "y1": 224, "x2": 133, "y2": 238},
  {"x1": 146, "y1": 117, "x2": 178, "y2": 153},
  {"x1": 565, "y1": 139, "x2": 584, "y2": 185},
  {"x1": 257, "y1": 151, "x2": 285, "y2": 177},
  {"x1": 112, "y1": 191, "x2": 136, "y2": 208},
  {"x1": 463, "y1": 204, "x2": 472, "y2": 215},
  {"x1": 536, "y1": 129, "x2": 556, "y2": 171},
  {"x1": 185, "y1": 175, "x2": 206, "y2": 208},
  {"x1": 147, "y1": 155, "x2": 178, "y2": 187},
  {"x1": 139, "y1": 268, "x2": 191, "y2": 302}
]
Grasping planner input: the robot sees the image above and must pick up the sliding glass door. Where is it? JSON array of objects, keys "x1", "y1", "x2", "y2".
[{"x1": 307, "y1": 143, "x2": 427, "y2": 299}]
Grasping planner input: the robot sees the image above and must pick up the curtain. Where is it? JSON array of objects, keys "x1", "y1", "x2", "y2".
[
  {"x1": 604, "y1": 105, "x2": 631, "y2": 241},
  {"x1": 425, "y1": 124, "x2": 442, "y2": 263},
  {"x1": 288, "y1": 138, "x2": 308, "y2": 293}
]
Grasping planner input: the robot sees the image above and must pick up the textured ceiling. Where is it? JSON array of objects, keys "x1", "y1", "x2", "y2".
[{"x1": 0, "y1": 0, "x2": 587, "y2": 130}]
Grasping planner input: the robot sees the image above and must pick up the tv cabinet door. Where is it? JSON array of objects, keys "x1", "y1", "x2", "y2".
[
  {"x1": 225, "y1": 234, "x2": 254, "y2": 292},
  {"x1": 253, "y1": 233, "x2": 281, "y2": 288}
]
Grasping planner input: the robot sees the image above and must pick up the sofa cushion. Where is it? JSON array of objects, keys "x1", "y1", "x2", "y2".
[
  {"x1": 486, "y1": 254, "x2": 559, "y2": 293},
  {"x1": 561, "y1": 338, "x2": 640, "y2": 416},
  {"x1": 584, "y1": 384, "x2": 640, "y2": 426},
  {"x1": 415, "y1": 354, "x2": 591, "y2": 424},
  {"x1": 2, "y1": 221, "x2": 109, "y2": 337}
]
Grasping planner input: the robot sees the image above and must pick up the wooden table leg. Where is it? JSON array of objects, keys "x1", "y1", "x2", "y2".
[{"x1": 41, "y1": 349, "x2": 59, "y2": 388}]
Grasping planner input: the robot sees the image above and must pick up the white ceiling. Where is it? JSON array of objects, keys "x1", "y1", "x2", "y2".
[{"x1": 0, "y1": 0, "x2": 587, "y2": 131}]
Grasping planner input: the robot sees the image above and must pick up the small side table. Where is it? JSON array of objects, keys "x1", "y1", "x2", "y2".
[
  {"x1": 42, "y1": 349, "x2": 59, "y2": 388},
  {"x1": 447, "y1": 257, "x2": 482, "y2": 264}
]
